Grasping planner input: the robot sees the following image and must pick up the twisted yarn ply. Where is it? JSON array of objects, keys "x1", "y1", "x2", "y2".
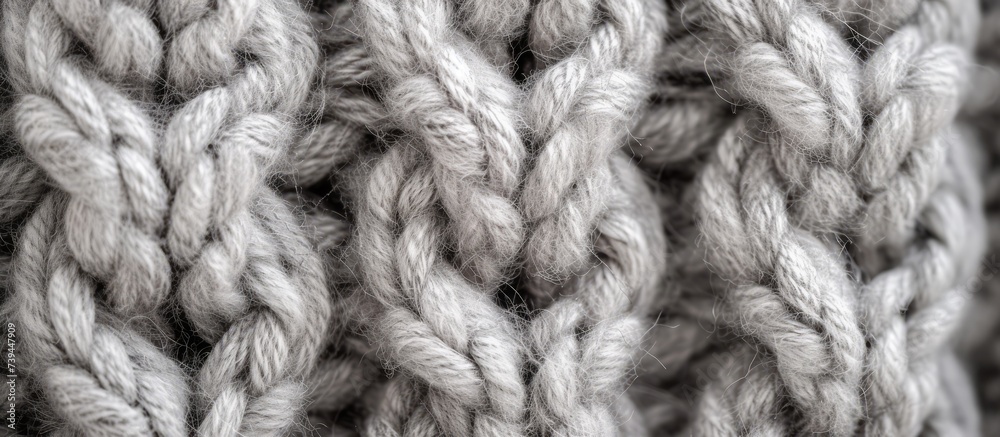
[
  {"x1": 4, "y1": 0, "x2": 1000, "y2": 435},
  {"x1": 2, "y1": 1, "x2": 186, "y2": 433},
  {"x1": 2, "y1": 0, "x2": 329, "y2": 435},
  {"x1": 157, "y1": 1, "x2": 331, "y2": 433}
]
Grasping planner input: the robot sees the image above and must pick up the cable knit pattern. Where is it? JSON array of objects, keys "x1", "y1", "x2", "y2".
[
  {"x1": 859, "y1": 136, "x2": 984, "y2": 435},
  {"x1": 850, "y1": 5, "x2": 983, "y2": 435},
  {"x1": 5, "y1": 195, "x2": 189, "y2": 435},
  {"x1": 2, "y1": 0, "x2": 329, "y2": 434},
  {"x1": 854, "y1": 25, "x2": 965, "y2": 248},
  {"x1": 697, "y1": 118, "x2": 865, "y2": 436},
  {"x1": 703, "y1": 0, "x2": 865, "y2": 233},
  {"x1": 526, "y1": 155, "x2": 666, "y2": 435},
  {"x1": 7, "y1": 0, "x2": 1000, "y2": 435},
  {"x1": 356, "y1": 0, "x2": 526, "y2": 288},
  {"x1": 350, "y1": 1, "x2": 530, "y2": 433},
  {"x1": 5, "y1": 0, "x2": 171, "y2": 315},
  {"x1": 1, "y1": 1, "x2": 187, "y2": 433},
  {"x1": 353, "y1": 143, "x2": 527, "y2": 436},
  {"x1": 520, "y1": 0, "x2": 665, "y2": 293},
  {"x1": 156, "y1": 0, "x2": 330, "y2": 434}
]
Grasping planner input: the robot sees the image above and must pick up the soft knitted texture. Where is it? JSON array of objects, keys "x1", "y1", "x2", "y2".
[{"x1": 2, "y1": 0, "x2": 1000, "y2": 436}]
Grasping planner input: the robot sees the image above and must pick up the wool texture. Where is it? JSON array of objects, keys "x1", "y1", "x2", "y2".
[{"x1": 2, "y1": 0, "x2": 1000, "y2": 436}]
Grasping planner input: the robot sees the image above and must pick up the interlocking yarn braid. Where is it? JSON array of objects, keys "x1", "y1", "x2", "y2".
[
  {"x1": 2, "y1": 0, "x2": 329, "y2": 434},
  {"x1": 634, "y1": 0, "x2": 985, "y2": 435},
  {"x1": 518, "y1": 0, "x2": 667, "y2": 434},
  {"x1": 524, "y1": 155, "x2": 666, "y2": 435},
  {"x1": 351, "y1": 0, "x2": 528, "y2": 434},
  {"x1": 7, "y1": 0, "x2": 1000, "y2": 435},
  {"x1": 697, "y1": 117, "x2": 866, "y2": 435},
  {"x1": 520, "y1": 0, "x2": 665, "y2": 293},
  {"x1": 157, "y1": 0, "x2": 330, "y2": 434},
  {"x1": 2, "y1": 0, "x2": 185, "y2": 433}
]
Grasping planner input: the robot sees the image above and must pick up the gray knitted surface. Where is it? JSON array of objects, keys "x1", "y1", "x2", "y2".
[{"x1": 1, "y1": 0, "x2": 999, "y2": 435}]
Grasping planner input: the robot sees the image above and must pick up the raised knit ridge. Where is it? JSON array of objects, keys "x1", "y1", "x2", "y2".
[{"x1": 4, "y1": 0, "x2": 1000, "y2": 435}]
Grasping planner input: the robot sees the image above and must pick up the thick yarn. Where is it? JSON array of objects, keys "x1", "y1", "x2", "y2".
[
  {"x1": 5, "y1": 0, "x2": 1000, "y2": 435},
  {"x1": 520, "y1": 0, "x2": 665, "y2": 293},
  {"x1": 284, "y1": 2, "x2": 385, "y2": 188},
  {"x1": 668, "y1": 0, "x2": 980, "y2": 435},
  {"x1": 350, "y1": 0, "x2": 530, "y2": 434},
  {"x1": 157, "y1": 1, "x2": 331, "y2": 433},
  {"x1": 633, "y1": 0, "x2": 984, "y2": 437},
  {"x1": 523, "y1": 154, "x2": 666, "y2": 436},
  {"x1": 518, "y1": 1, "x2": 668, "y2": 435},
  {"x1": 2, "y1": 1, "x2": 187, "y2": 433},
  {"x1": 7, "y1": 194, "x2": 189, "y2": 435},
  {"x1": 1, "y1": 0, "x2": 329, "y2": 435},
  {"x1": 697, "y1": 116, "x2": 866, "y2": 436}
]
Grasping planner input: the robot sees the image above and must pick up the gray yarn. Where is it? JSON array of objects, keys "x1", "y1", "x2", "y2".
[
  {"x1": 524, "y1": 154, "x2": 666, "y2": 435},
  {"x1": 698, "y1": 116, "x2": 866, "y2": 436},
  {"x1": 635, "y1": 1, "x2": 985, "y2": 437},
  {"x1": 520, "y1": 0, "x2": 665, "y2": 294},
  {"x1": 2, "y1": 1, "x2": 186, "y2": 433},
  {"x1": 5, "y1": 193, "x2": 189, "y2": 435},
  {"x1": 5, "y1": 0, "x2": 1000, "y2": 435},
  {"x1": 350, "y1": 0, "x2": 530, "y2": 433},
  {"x1": 156, "y1": 0, "x2": 332, "y2": 433},
  {"x1": 2, "y1": 0, "x2": 329, "y2": 435}
]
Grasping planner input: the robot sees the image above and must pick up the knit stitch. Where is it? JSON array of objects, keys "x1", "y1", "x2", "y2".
[{"x1": 3, "y1": 0, "x2": 1000, "y2": 436}]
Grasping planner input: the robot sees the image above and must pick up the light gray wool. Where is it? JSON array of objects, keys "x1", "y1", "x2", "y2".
[
  {"x1": 1, "y1": 0, "x2": 329, "y2": 435},
  {"x1": 4, "y1": 0, "x2": 1000, "y2": 436}
]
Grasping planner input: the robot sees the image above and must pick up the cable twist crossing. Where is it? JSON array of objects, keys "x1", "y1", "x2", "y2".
[
  {"x1": 156, "y1": 0, "x2": 331, "y2": 433},
  {"x1": 520, "y1": 0, "x2": 666, "y2": 294}
]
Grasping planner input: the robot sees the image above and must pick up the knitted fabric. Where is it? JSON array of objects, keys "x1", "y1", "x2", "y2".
[{"x1": 1, "y1": 0, "x2": 999, "y2": 436}]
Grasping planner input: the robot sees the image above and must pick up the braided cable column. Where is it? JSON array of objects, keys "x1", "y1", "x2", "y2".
[
  {"x1": 352, "y1": 0, "x2": 530, "y2": 434},
  {"x1": 525, "y1": 155, "x2": 667, "y2": 435},
  {"x1": 849, "y1": 2, "x2": 984, "y2": 434},
  {"x1": 512, "y1": 1, "x2": 670, "y2": 435},
  {"x1": 356, "y1": 0, "x2": 526, "y2": 287},
  {"x1": 5, "y1": 0, "x2": 172, "y2": 315},
  {"x1": 1, "y1": 0, "x2": 187, "y2": 434},
  {"x1": 520, "y1": 0, "x2": 666, "y2": 294},
  {"x1": 690, "y1": 0, "x2": 982, "y2": 435},
  {"x1": 3, "y1": 0, "x2": 999, "y2": 435},
  {"x1": 155, "y1": 0, "x2": 331, "y2": 434},
  {"x1": 696, "y1": 118, "x2": 865, "y2": 436}
]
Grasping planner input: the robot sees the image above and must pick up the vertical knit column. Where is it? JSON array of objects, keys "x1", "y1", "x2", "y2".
[{"x1": 1, "y1": 1, "x2": 187, "y2": 434}]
